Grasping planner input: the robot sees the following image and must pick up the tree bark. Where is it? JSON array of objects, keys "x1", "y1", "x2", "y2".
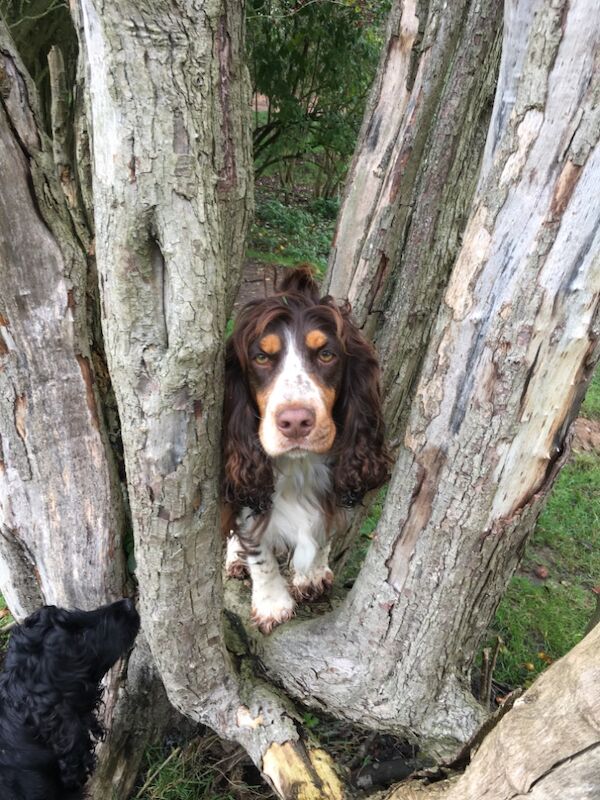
[
  {"x1": 323, "y1": 0, "x2": 503, "y2": 569},
  {"x1": 326, "y1": 0, "x2": 503, "y2": 442},
  {"x1": 383, "y1": 622, "x2": 600, "y2": 800},
  {"x1": 77, "y1": 2, "x2": 344, "y2": 796},
  {"x1": 0, "y1": 19, "x2": 124, "y2": 618},
  {"x1": 0, "y1": 20, "x2": 172, "y2": 798},
  {"x1": 241, "y1": 0, "x2": 600, "y2": 762},
  {"x1": 3, "y1": 0, "x2": 599, "y2": 796}
]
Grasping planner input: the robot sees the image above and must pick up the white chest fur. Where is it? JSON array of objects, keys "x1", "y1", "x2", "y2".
[
  {"x1": 233, "y1": 453, "x2": 339, "y2": 633},
  {"x1": 267, "y1": 454, "x2": 331, "y2": 567}
]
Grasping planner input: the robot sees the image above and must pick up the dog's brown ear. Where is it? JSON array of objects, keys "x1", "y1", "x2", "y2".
[
  {"x1": 277, "y1": 264, "x2": 320, "y2": 301},
  {"x1": 332, "y1": 307, "x2": 391, "y2": 507},
  {"x1": 222, "y1": 337, "x2": 274, "y2": 515}
]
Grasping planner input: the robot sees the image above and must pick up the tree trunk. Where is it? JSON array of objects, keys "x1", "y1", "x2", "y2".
[
  {"x1": 238, "y1": 0, "x2": 600, "y2": 762},
  {"x1": 383, "y1": 621, "x2": 600, "y2": 800},
  {"x1": 76, "y1": 2, "x2": 344, "y2": 796},
  {"x1": 0, "y1": 20, "x2": 175, "y2": 798},
  {"x1": 0, "y1": 20, "x2": 124, "y2": 616},
  {"x1": 326, "y1": 0, "x2": 503, "y2": 442},
  {"x1": 2, "y1": 0, "x2": 599, "y2": 796},
  {"x1": 323, "y1": 0, "x2": 503, "y2": 569}
]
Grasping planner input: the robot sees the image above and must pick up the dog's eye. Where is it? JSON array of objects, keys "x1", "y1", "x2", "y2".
[
  {"x1": 254, "y1": 352, "x2": 270, "y2": 365},
  {"x1": 318, "y1": 349, "x2": 335, "y2": 363}
]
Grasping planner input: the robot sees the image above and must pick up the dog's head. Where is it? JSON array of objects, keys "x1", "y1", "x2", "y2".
[
  {"x1": 1, "y1": 598, "x2": 140, "y2": 789},
  {"x1": 5, "y1": 598, "x2": 140, "y2": 686},
  {"x1": 223, "y1": 265, "x2": 390, "y2": 513}
]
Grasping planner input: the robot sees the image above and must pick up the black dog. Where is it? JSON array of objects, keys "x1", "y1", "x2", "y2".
[{"x1": 0, "y1": 598, "x2": 140, "y2": 800}]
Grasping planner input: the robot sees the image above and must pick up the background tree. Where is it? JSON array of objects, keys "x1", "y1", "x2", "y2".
[
  {"x1": 0, "y1": 0, "x2": 598, "y2": 799},
  {"x1": 248, "y1": 0, "x2": 390, "y2": 195}
]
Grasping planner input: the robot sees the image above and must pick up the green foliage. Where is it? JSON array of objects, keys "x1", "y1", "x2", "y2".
[
  {"x1": 0, "y1": 0, "x2": 77, "y2": 131},
  {"x1": 247, "y1": 188, "x2": 339, "y2": 271},
  {"x1": 581, "y1": 368, "x2": 600, "y2": 420},
  {"x1": 135, "y1": 738, "x2": 273, "y2": 800},
  {"x1": 484, "y1": 448, "x2": 600, "y2": 689},
  {"x1": 248, "y1": 0, "x2": 390, "y2": 195}
]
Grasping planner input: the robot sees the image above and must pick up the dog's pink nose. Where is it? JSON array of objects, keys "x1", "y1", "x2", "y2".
[{"x1": 276, "y1": 407, "x2": 315, "y2": 439}]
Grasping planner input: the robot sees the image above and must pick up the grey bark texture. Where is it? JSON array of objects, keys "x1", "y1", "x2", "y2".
[
  {"x1": 0, "y1": 19, "x2": 170, "y2": 799},
  {"x1": 237, "y1": 0, "x2": 600, "y2": 763},
  {"x1": 325, "y1": 0, "x2": 503, "y2": 447},
  {"x1": 77, "y1": 2, "x2": 345, "y2": 796},
  {"x1": 324, "y1": 0, "x2": 503, "y2": 570},
  {"x1": 0, "y1": 19, "x2": 124, "y2": 619}
]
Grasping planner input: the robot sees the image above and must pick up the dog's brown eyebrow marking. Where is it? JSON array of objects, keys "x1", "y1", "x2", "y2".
[
  {"x1": 259, "y1": 333, "x2": 282, "y2": 354},
  {"x1": 305, "y1": 330, "x2": 328, "y2": 349}
]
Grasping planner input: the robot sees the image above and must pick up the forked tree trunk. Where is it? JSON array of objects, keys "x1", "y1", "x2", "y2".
[
  {"x1": 2, "y1": 0, "x2": 599, "y2": 797},
  {"x1": 244, "y1": 0, "x2": 600, "y2": 762}
]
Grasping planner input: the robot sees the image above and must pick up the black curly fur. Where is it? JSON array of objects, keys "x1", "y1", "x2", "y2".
[{"x1": 0, "y1": 599, "x2": 140, "y2": 800}]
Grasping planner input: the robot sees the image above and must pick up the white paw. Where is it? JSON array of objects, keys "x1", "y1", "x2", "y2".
[
  {"x1": 225, "y1": 535, "x2": 248, "y2": 579},
  {"x1": 251, "y1": 586, "x2": 296, "y2": 634},
  {"x1": 292, "y1": 567, "x2": 334, "y2": 602}
]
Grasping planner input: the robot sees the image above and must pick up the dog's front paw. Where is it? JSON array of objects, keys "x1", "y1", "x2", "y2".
[
  {"x1": 251, "y1": 590, "x2": 296, "y2": 634},
  {"x1": 291, "y1": 568, "x2": 334, "y2": 602},
  {"x1": 225, "y1": 535, "x2": 248, "y2": 579},
  {"x1": 226, "y1": 559, "x2": 249, "y2": 580}
]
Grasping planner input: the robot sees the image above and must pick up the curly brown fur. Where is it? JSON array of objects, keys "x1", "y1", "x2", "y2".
[{"x1": 222, "y1": 265, "x2": 390, "y2": 526}]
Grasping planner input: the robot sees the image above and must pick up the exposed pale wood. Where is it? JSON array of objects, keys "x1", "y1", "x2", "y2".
[
  {"x1": 383, "y1": 624, "x2": 600, "y2": 800},
  {"x1": 262, "y1": 742, "x2": 344, "y2": 800}
]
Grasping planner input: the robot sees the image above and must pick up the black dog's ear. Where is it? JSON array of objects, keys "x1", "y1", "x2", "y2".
[
  {"x1": 54, "y1": 712, "x2": 101, "y2": 790},
  {"x1": 332, "y1": 305, "x2": 391, "y2": 507},
  {"x1": 222, "y1": 338, "x2": 273, "y2": 515},
  {"x1": 277, "y1": 263, "x2": 320, "y2": 301}
]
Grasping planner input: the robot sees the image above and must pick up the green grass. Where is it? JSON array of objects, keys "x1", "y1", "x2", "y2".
[
  {"x1": 582, "y1": 368, "x2": 600, "y2": 419},
  {"x1": 135, "y1": 738, "x2": 272, "y2": 800},
  {"x1": 482, "y1": 369, "x2": 600, "y2": 689}
]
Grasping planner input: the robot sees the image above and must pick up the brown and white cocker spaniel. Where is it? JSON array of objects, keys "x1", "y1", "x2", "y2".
[{"x1": 222, "y1": 266, "x2": 389, "y2": 633}]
